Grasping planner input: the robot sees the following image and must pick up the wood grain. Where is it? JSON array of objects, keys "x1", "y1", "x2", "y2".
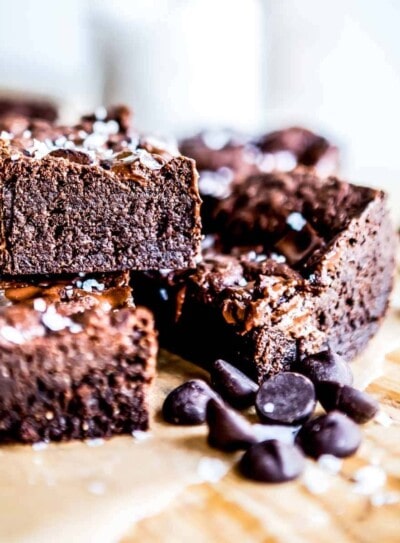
[
  {"x1": 122, "y1": 318, "x2": 400, "y2": 543},
  {"x1": 0, "y1": 306, "x2": 399, "y2": 543}
]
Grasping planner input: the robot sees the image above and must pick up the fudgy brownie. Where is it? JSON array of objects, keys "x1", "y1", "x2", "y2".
[
  {"x1": 133, "y1": 169, "x2": 395, "y2": 383},
  {"x1": 180, "y1": 127, "x2": 338, "y2": 233},
  {"x1": 0, "y1": 274, "x2": 157, "y2": 443},
  {"x1": 0, "y1": 107, "x2": 202, "y2": 275},
  {"x1": 0, "y1": 271, "x2": 132, "y2": 312}
]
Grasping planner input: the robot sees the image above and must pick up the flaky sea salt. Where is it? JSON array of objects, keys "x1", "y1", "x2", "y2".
[
  {"x1": 374, "y1": 410, "x2": 393, "y2": 427},
  {"x1": 0, "y1": 325, "x2": 25, "y2": 344},
  {"x1": 302, "y1": 465, "x2": 331, "y2": 495},
  {"x1": 318, "y1": 454, "x2": 343, "y2": 475},
  {"x1": 263, "y1": 402, "x2": 275, "y2": 413},
  {"x1": 137, "y1": 149, "x2": 162, "y2": 170},
  {"x1": 196, "y1": 457, "x2": 230, "y2": 483},
  {"x1": 32, "y1": 441, "x2": 48, "y2": 452},
  {"x1": 85, "y1": 438, "x2": 105, "y2": 448},
  {"x1": 352, "y1": 465, "x2": 387, "y2": 495},
  {"x1": 273, "y1": 150, "x2": 297, "y2": 172},
  {"x1": 69, "y1": 323, "x2": 83, "y2": 334},
  {"x1": 81, "y1": 278, "x2": 105, "y2": 293},
  {"x1": 30, "y1": 138, "x2": 52, "y2": 159},
  {"x1": 286, "y1": 212, "x2": 307, "y2": 231},
  {"x1": 93, "y1": 120, "x2": 119, "y2": 136},
  {"x1": 88, "y1": 481, "x2": 106, "y2": 495},
  {"x1": 131, "y1": 430, "x2": 151, "y2": 442},
  {"x1": 370, "y1": 491, "x2": 400, "y2": 507},
  {"x1": 41, "y1": 306, "x2": 70, "y2": 331},
  {"x1": 33, "y1": 298, "x2": 47, "y2": 313},
  {"x1": 83, "y1": 132, "x2": 107, "y2": 150}
]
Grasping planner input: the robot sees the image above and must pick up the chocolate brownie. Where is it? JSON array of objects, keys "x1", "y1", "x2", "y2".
[
  {"x1": 133, "y1": 169, "x2": 395, "y2": 383},
  {"x1": 180, "y1": 127, "x2": 338, "y2": 233},
  {"x1": 0, "y1": 271, "x2": 132, "y2": 312},
  {"x1": 0, "y1": 275, "x2": 157, "y2": 443},
  {"x1": 0, "y1": 107, "x2": 201, "y2": 275},
  {"x1": 0, "y1": 96, "x2": 58, "y2": 122}
]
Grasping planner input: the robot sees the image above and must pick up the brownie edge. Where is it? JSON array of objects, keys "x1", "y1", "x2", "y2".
[{"x1": 0, "y1": 304, "x2": 157, "y2": 443}]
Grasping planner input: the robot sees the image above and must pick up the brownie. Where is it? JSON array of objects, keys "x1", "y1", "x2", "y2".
[
  {"x1": 180, "y1": 127, "x2": 338, "y2": 233},
  {"x1": 0, "y1": 96, "x2": 58, "y2": 122},
  {"x1": 133, "y1": 169, "x2": 395, "y2": 383},
  {"x1": 0, "y1": 271, "x2": 132, "y2": 312},
  {"x1": 0, "y1": 107, "x2": 201, "y2": 275},
  {"x1": 0, "y1": 274, "x2": 157, "y2": 443}
]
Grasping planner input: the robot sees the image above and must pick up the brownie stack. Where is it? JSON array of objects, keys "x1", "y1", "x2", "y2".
[
  {"x1": 0, "y1": 106, "x2": 395, "y2": 447},
  {"x1": 0, "y1": 106, "x2": 202, "y2": 443}
]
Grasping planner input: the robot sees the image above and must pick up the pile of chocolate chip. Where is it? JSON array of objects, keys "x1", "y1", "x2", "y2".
[{"x1": 162, "y1": 351, "x2": 379, "y2": 483}]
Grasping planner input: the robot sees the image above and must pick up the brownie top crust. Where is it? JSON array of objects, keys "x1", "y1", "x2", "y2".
[
  {"x1": 214, "y1": 168, "x2": 379, "y2": 271},
  {"x1": 158, "y1": 252, "x2": 314, "y2": 337},
  {"x1": 0, "y1": 106, "x2": 202, "y2": 274},
  {"x1": 179, "y1": 127, "x2": 338, "y2": 234},
  {"x1": 0, "y1": 270, "x2": 137, "y2": 348},
  {"x1": 132, "y1": 165, "x2": 395, "y2": 381},
  {"x1": 0, "y1": 271, "x2": 132, "y2": 313},
  {"x1": 0, "y1": 105, "x2": 181, "y2": 172}
]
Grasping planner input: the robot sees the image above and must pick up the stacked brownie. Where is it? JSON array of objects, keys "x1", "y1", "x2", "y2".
[
  {"x1": 0, "y1": 104, "x2": 395, "y2": 450},
  {"x1": 0, "y1": 106, "x2": 202, "y2": 442}
]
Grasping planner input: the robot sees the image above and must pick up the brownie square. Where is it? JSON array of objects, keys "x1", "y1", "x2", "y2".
[
  {"x1": 133, "y1": 169, "x2": 395, "y2": 383},
  {"x1": 0, "y1": 107, "x2": 202, "y2": 275},
  {"x1": 0, "y1": 273, "x2": 157, "y2": 443}
]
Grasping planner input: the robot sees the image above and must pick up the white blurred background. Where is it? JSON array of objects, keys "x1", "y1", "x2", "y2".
[{"x1": 0, "y1": 0, "x2": 399, "y2": 218}]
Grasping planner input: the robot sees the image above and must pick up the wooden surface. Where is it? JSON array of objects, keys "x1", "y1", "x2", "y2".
[{"x1": 0, "y1": 294, "x2": 400, "y2": 542}]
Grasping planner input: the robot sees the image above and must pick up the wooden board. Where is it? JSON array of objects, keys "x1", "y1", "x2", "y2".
[{"x1": 0, "y1": 294, "x2": 400, "y2": 542}]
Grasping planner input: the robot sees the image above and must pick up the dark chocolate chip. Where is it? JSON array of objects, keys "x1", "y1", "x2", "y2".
[
  {"x1": 206, "y1": 398, "x2": 257, "y2": 451},
  {"x1": 239, "y1": 440, "x2": 305, "y2": 483},
  {"x1": 48, "y1": 148, "x2": 93, "y2": 165},
  {"x1": 317, "y1": 382, "x2": 379, "y2": 424},
  {"x1": 206, "y1": 399, "x2": 298, "y2": 451},
  {"x1": 255, "y1": 372, "x2": 316, "y2": 425},
  {"x1": 210, "y1": 359, "x2": 258, "y2": 409},
  {"x1": 162, "y1": 379, "x2": 215, "y2": 425},
  {"x1": 99, "y1": 159, "x2": 112, "y2": 170},
  {"x1": 296, "y1": 411, "x2": 362, "y2": 458},
  {"x1": 274, "y1": 220, "x2": 324, "y2": 266},
  {"x1": 296, "y1": 350, "x2": 353, "y2": 386}
]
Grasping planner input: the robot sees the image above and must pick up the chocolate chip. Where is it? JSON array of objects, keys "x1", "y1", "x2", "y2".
[
  {"x1": 317, "y1": 382, "x2": 379, "y2": 424},
  {"x1": 48, "y1": 148, "x2": 93, "y2": 165},
  {"x1": 206, "y1": 398, "x2": 257, "y2": 451},
  {"x1": 297, "y1": 411, "x2": 362, "y2": 458},
  {"x1": 239, "y1": 440, "x2": 305, "y2": 483},
  {"x1": 162, "y1": 379, "x2": 215, "y2": 425},
  {"x1": 210, "y1": 359, "x2": 258, "y2": 409},
  {"x1": 99, "y1": 159, "x2": 112, "y2": 170},
  {"x1": 255, "y1": 372, "x2": 316, "y2": 425},
  {"x1": 296, "y1": 350, "x2": 353, "y2": 386},
  {"x1": 274, "y1": 220, "x2": 324, "y2": 266}
]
